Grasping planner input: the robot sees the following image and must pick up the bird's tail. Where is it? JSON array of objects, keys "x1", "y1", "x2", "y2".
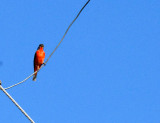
[
  {"x1": 33, "y1": 65, "x2": 41, "y2": 81},
  {"x1": 33, "y1": 67, "x2": 38, "y2": 81},
  {"x1": 33, "y1": 73, "x2": 37, "y2": 81}
]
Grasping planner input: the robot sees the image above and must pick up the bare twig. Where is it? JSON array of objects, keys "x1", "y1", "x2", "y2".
[{"x1": 4, "y1": 0, "x2": 90, "y2": 90}]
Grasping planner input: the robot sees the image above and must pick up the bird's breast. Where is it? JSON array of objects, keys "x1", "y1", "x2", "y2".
[{"x1": 36, "y1": 51, "x2": 45, "y2": 64}]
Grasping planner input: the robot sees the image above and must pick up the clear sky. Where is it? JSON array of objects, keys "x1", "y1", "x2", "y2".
[{"x1": 0, "y1": 0, "x2": 160, "y2": 123}]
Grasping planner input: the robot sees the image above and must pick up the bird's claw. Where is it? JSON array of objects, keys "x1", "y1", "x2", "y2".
[{"x1": 43, "y1": 63, "x2": 46, "y2": 66}]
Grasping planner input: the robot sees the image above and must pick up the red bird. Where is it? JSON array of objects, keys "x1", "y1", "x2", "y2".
[{"x1": 33, "y1": 44, "x2": 45, "y2": 81}]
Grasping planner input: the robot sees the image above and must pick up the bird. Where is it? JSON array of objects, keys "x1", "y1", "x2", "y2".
[{"x1": 33, "y1": 44, "x2": 45, "y2": 81}]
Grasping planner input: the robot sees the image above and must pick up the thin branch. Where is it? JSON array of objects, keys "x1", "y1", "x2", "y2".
[
  {"x1": 0, "y1": 81, "x2": 35, "y2": 123},
  {"x1": 44, "y1": 0, "x2": 90, "y2": 65},
  {"x1": 4, "y1": 0, "x2": 90, "y2": 90}
]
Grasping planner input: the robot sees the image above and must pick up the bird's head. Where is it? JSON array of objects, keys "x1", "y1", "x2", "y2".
[{"x1": 38, "y1": 44, "x2": 44, "y2": 50}]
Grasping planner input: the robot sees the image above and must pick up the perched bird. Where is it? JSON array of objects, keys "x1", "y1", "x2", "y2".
[{"x1": 33, "y1": 44, "x2": 45, "y2": 81}]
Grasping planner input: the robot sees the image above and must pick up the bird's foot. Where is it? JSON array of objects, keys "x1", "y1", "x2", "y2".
[{"x1": 43, "y1": 63, "x2": 46, "y2": 66}]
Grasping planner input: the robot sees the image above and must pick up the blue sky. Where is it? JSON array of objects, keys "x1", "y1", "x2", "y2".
[{"x1": 0, "y1": 0, "x2": 160, "y2": 122}]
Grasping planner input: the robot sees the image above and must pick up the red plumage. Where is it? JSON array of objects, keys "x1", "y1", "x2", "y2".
[{"x1": 33, "y1": 44, "x2": 45, "y2": 81}]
